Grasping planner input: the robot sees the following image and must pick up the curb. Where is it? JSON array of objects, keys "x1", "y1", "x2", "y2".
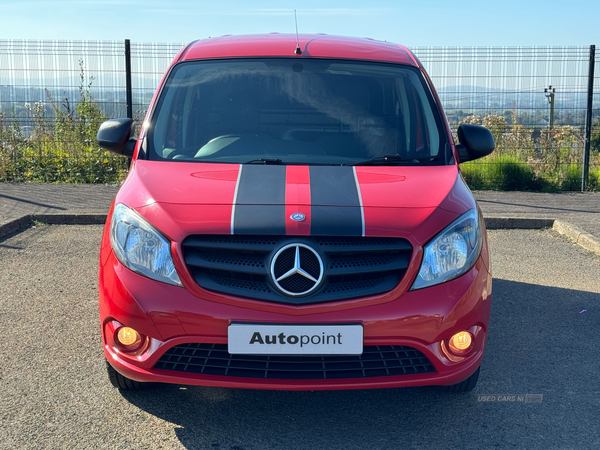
[
  {"x1": 484, "y1": 217, "x2": 555, "y2": 230},
  {"x1": 553, "y1": 220, "x2": 600, "y2": 256},
  {"x1": 484, "y1": 216, "x2": 600, "y2": 257},
  {"x1": 2, "y1": 213, "x2": 599, "y2": 257},
  {"x1": 0, "y1": 213, "x2": 107, "y2": 240}
]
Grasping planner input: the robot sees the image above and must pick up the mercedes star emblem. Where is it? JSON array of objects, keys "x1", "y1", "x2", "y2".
[
  {"x1": 270, "y1": 243, "x2": 324, "y2": 296},
  {"x1": 290, "y1": 212, "x2": 306, "y2": 222}
]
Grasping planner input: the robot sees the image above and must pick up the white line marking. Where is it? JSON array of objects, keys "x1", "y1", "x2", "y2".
[
  {"x1": 231, "y1": 165, "x2": 243, "y2": 235},
  {"x1": 352, "y1": 166, "x2": 365, "y2": 237}
]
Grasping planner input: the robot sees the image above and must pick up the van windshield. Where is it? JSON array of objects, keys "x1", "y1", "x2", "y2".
[{"x1": 148, "y1": 58, "x2": 448, "y2": 165}]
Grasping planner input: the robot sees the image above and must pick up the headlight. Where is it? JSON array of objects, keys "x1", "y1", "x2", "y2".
[
  {"x1": 411, "y1": 209, "x2": 482, "y2": 290},
  {"x1": 110, "y1": 203, "x2": 182, "y2": 286}
]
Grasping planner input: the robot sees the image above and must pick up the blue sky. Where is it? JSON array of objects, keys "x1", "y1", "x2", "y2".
[{"x1": 0, "y1": 0, "x2": 597, "y2": 46}]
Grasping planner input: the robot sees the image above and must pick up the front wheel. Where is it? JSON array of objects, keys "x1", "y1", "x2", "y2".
[
  {"x1": 436, "y1": 366, "x2": 480, "y2": 393},
  {"x1": 106, "y1": 360, "x2": 145, "y2": 390}
]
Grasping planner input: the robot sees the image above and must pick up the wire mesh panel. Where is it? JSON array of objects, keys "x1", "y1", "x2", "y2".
[
  {"x1": 595, "y1": 51, "x2": 600, "y2": 117},
  {"x1": 412, "y1": 46, "x2": 594, "y2": 190},
  {"x1": 0, "y1": 39, "x2": 128, "y2": 183},
  {"x1": 0, "y1": 40, "x2": 127, "y2": 125},
  {"x1": 129, "y1": 42, "x2": 185, "y2": 120},
  {"x1": 592, "y1": 49, "x2": 600, "y2": 188},
  {"x1": 413, "y1": 47, "x2": 590, "y2": 124}
]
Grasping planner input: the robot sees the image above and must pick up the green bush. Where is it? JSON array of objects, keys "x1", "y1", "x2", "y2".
[
  {"x1": 591, "y1": 119, "x2": 600, "y2": 154},
  {"x1": 460, "y1": 162, "x2": 486, "y2": 190},
  {"x1": 462, "y1": 155, "x2": 545, "y2": 191},
  {"x1": 455, "y1": 115, "x2": 600, "y2": 191},
  {"x1": 586, "y1": 166, "x2": 600, "y2": 191},
  {"x1": 0, "y1": 60, "x2": 128, "y2": 184},
  {"x1": 559, "y1": 164, "x2": 583, "y2": 191}
]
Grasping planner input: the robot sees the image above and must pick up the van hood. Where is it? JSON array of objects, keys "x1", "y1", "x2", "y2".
[{"x1": 118, "y1": 161, "x2": 475, "y2": 242}]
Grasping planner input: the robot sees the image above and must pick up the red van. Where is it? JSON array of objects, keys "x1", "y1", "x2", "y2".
[{"x1": 97, "y1": 34, "x2": 494, "y2": 392}]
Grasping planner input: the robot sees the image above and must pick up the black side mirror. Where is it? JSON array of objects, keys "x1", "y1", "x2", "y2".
[
  {"x1": 97, "y1": 118, "x2": 136, "y2": 157},
  {"x1": 456, "y1": 124, "x2": 495, "y2": 163}
]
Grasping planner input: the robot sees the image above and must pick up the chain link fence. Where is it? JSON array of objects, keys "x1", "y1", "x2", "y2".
[{"x1": 0, "y1": 39, "x2": 598, "y2": 188}]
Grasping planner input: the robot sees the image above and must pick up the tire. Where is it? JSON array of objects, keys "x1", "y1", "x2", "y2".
[
  {"x1": 436, "y1": 366, "x2": 480, "y2": 393},
  {"x1": 106, "y1": 360, "x2": 145, "y2": 390}
]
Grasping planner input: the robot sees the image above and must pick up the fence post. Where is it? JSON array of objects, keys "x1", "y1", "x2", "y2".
[
  {"x1": 125, "y1": 39, "x2": 133, "y2": 119},
  {"x1": 582, "y1": 44, "x2": 595, "y2": 191}
]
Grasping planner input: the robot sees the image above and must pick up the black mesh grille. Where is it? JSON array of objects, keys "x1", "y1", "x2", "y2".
[
  {"x1": 273, "y1": 247, "x2": 295, "y2": 278},
  {"x1": 278, "y1": 274, "x2": 316, "y2": 293},
  {"x1": 329, "y1": 253, "x2": 395, "y2": 269},
  {"x1": 198, "y1": 251, "x2": 265, "y2": 268},
  {"x1": 212, "y1": 277, "x2": 272, "y2": 293},
  {"x1": 315, "y1": 237, "x2": 400, "y2": 247},
  {"x1": 193, "y1": 236, "x2": 280, "y2": 246},
  {"x1": 154, "y1": 344, "x2": 436, "y2": 379},
  {"x1": 182, "y1": 235, "x2": 413, "y2": 305},
  {"x1": 322, "y1": 278, "x2": 381, "y2": 294},
  {"x1": 299, "y1": 248, "x2": 321, "y2": 278}
]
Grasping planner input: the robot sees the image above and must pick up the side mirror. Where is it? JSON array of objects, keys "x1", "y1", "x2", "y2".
[
  {"x1": 456, "y1": 124, "x2": 495, "y2": 163},
  {"x1": 97, "y1": 118, "x2": 136, "y2": 157}
]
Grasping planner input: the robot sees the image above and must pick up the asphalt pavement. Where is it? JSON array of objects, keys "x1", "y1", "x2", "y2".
[{"x1": 0, "y1": 225, "x2": 598, "y2": 449}]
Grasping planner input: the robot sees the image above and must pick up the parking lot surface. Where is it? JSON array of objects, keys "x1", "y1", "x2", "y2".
[{"x1": 0, "y1": 226, "x2": 599, "y2": 450}]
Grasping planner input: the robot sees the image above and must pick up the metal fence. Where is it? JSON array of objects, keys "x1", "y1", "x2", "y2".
[
  {"x1": 129, "y1": 41, "x2": 186, "y2": 117},
  {"x1": 413, "y1": 45, "x2": 598, "y2": 191},
  {"x1": 0, "y1": 39, "x2": 186, "y2": 124},
  {"x1": 0, "y1": 40, "x2": 126, "y2": 124},
  {"x1": 0, "y1": 39, "x2": 598, "y2": 189}
]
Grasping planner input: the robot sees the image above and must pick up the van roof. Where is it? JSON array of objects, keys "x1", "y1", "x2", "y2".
[{"x1": 178, "y1": 34, "x2": 418, "y2": 67}]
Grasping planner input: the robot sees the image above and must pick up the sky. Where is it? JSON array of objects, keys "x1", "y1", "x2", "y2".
[{"x1": 0, "y1": 0, "x2": 597, "y2": 46}]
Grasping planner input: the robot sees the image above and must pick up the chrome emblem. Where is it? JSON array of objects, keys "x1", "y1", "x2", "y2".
[
  {"x1": 270, "y1": 244, "x2": 324, "y2": 297},
  {"x1": 290, "y1": 212, "x2": 306, "y2": 222}
]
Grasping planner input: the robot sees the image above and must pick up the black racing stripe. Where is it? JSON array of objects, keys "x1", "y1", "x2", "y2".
[
  {"x1": 309, "y1": 166, "x2": 360, "y2": 206},
  {"x1": 235, "y1": 165, "x2": 286, "y2": 205},
  {"x1": 233, "y1": 205, "x2": 286, "y2": 235},
  {"x1": 233, "y1": 165, "x2": 286, "y2": 234},
  {"x1": 311, "y1": 206, "x2": 362, "y2": 236},
  {"x1": 310, "y1": 166, "x2": 362, "y2": 236}
]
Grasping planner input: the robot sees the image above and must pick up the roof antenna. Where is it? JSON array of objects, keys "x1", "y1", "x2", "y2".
[{"x1": 294, "y1": 10, "x2": 302, "y2": 55}]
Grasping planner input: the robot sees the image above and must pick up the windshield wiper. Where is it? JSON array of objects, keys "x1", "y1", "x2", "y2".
[
  {"x1": 344, "y1": 155, "x2": 438, "y2": 166},
  {"x1": 244, "y1": 158, "x2": 283, "y2": 165}
]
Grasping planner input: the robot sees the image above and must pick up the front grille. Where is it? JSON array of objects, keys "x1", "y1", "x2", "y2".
[
  {"x1": 154, "y1": 344, "x2": 436, "y2": 380},
  {"x1": 182, "y1": 235, "x2": 412, "y2": 305}
]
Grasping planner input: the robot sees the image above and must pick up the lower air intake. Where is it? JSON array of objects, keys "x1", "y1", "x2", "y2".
[{"x1": 154, "y1": 343, "x2": 436, "y2": 379}]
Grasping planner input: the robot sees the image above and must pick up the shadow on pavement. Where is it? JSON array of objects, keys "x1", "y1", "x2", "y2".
[
  {"x1": 477, "y1": 199, "x2": 599, "y2": 214},
  {"x1": 0, "y1": 193, "x2": 67, "y2": 210},
  {"x1": 121, "y1": 279, "x2": 599, "y2": 450}
]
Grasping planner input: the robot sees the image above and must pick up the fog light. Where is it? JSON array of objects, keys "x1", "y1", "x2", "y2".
[
  {"x1": 117, "y1": 327, "x2": 141, "y2": 347},
  {"x1": 448, "y1": 331, "x2": 473, "y2": 354}
]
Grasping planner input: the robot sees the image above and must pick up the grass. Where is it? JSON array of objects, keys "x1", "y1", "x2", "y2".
[
  {"x1": 462, "y1": 154, "x2": 600, "y2": 192},
  {"x1": 462, "y1": 155, "x2": 544, "y2": 191}
]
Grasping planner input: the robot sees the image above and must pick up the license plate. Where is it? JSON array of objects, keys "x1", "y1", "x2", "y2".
[{"x1": 228, "y1": 323, "x2": 363, "y2": 355}]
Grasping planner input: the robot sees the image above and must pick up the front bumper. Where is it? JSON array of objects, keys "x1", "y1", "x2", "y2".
[{"x1": 100, "y1": 250, "x2": 491, "y2": 390}]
